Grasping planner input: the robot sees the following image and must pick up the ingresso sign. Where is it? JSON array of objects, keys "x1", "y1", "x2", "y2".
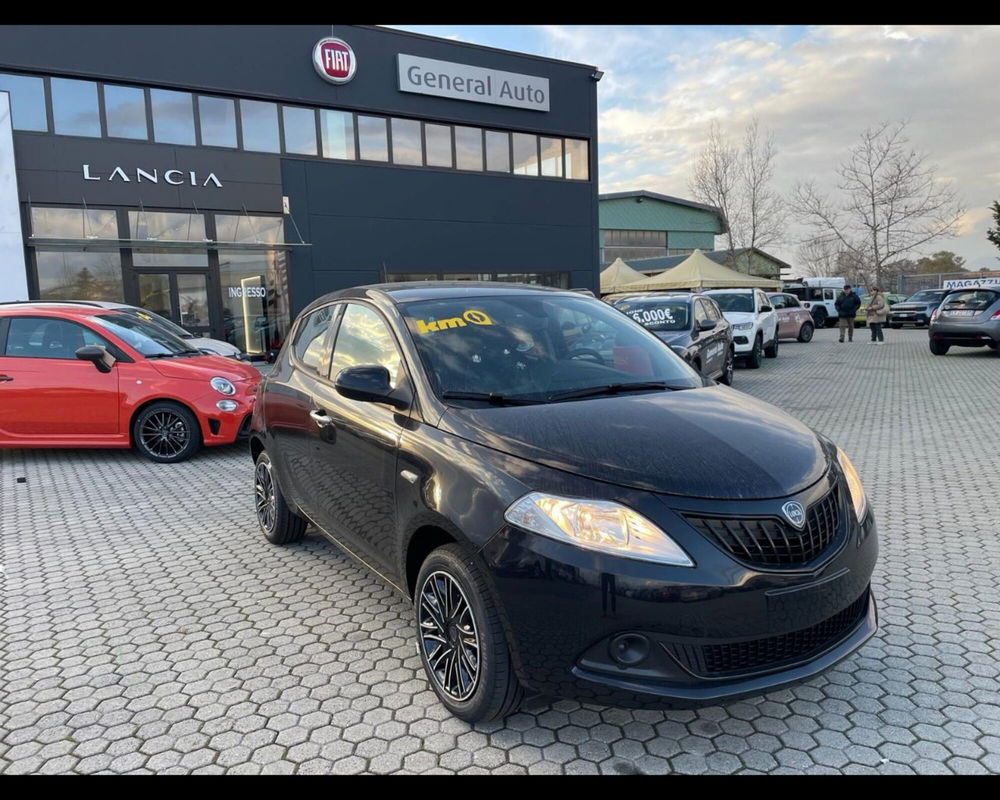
[{"x1": 397, "y1": 54, "x2": 549, "y2": 112}]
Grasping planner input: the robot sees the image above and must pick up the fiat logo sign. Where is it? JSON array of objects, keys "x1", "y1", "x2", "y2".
[{"x1": 313, "y1": 37, "x2": 356, "y2": 84}]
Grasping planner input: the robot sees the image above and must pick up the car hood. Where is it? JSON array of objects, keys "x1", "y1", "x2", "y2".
[
  {"x1": 438, "y1": 385, "x2": 828, "y2": 500},
  {"x1": 147, "y1": 354, "x2": 260, "y2": 383},
  {"x1": 652, "y1": 330, "x2": 691, "y2": 347},
  {"x1": 720, "y1": 311, "x2": 754, "y2": 325},
  {"x1": 187, "y1": 336, "x2": 243, "y2": 357}
]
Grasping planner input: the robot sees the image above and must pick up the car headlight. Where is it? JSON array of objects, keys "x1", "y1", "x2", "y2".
[
  {"x1": 732, "y1": 322, "x2": 754, "y2": 331},
  {"x1": 210, "y1": 376, "x2": 236, "y2": 396},
  {"x1": 504, "y1": 492, "x2": 695, "y2": 567},
  {"x1": 836, "y1": 447, "x2": 868, "y2": 522}
]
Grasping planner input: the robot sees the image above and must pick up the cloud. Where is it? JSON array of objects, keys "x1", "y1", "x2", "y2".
[{"x1": 538, "y1": 24, "x2": 1000, "y2": 270}]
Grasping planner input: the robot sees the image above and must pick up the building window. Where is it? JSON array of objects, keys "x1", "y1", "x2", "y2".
[
  {"x1": 603, "y1": 230, "x2": 667, "y2": 247},
  {"x1": 31, "y1": 206, "x2": 118, "y2": 239},
  {"x1": 215, "y1": 214, "x2": 284, "y2": 244},
  {"x1": 424, "y1": 123, "x2": 453, "y2": 168},
  {"x1": 565, "y1": 138, "x2": 589, "y2": 180},
  {"x1": 282, "y1": 106, "x2": 317, "y2": 156},
  {"x1": 391, "y1": 117, "x2": 422, "y2": 166},
  {"x1": 198, "y1": 96, "x2": 237, "y2": 148},
  {"x1": 150, "y1": 88, "x2": 195, "y2": 145},
  {"x1": 357, "y1": 115, "x2": 388, "y2": 162},
  {"x1": 218, "y1": 251, "x2": 289, "y2": 356},
  {"x1": 0, "y1": 72, "x2": 48, "y2": 131},
  {"x1": 320, "y1": 109, "x2": 355, "y2": 160},
  {"x1": 387, "y1": 271, "x2": 570, "y2": 288},
  {"x1": 103, "y1": 84, "x2": 148, "y2": 140},
  {"x1": 34, "y1": 249, "x2": 124, "y2": 302},
  {"x1": 240, "y1": 99, "x2": 280, "y2": 153},
  {"x1": 128, "y1": 210, "x2": 206, "y2": 242},
  {"x1": 454, "y1": 126, "x2": 483, "y2": 171},
  {"x1": 485, "y1": 130, "x2": 510, "y2": 173},
  {"x1": 540, "y1": 137, "x2": 563, "y2": 177},
  {"x1": 512, "y1": 133, "x2": 539, "y2": 176},
  {"x1": 50, "y1": 77, "x2": 101, "y2": 137}
]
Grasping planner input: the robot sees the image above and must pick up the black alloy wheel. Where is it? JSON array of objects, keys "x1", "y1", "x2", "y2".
[
  {"x1": 254, "y1": 451, "x2": 307, "y2": 544},
  {"x1": 418, "y1": 570, "x2": 481, "y2": 702},
  {"x1": 718, "y1": 347, "x2": 735, "y2": 385},
  {"x1": 764, "y1": 334, "x2": 779, "y2": 358},
  {"x1": 746, "y1": 335, "x2": 764, "y2": 369},
  {"x1": 132, "y1": 402, "x2": 201, "y2": 463}
]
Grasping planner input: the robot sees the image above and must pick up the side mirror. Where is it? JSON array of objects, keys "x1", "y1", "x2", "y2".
[
  {"x1": 75, "y1": 345, "x2": 114, "y2": 373},
  {"x1": 335, "y1": 365, "x2": 408, "y2": 409},
  {"x1": 759, "y1": 304, "x2": 773, "y2": 313},
  {"x1": 698, "y1": 319, "x2": 716, "y2": 331},
  {"x1": 669, "y1": 345, "x2": 689, "y2": 360}
]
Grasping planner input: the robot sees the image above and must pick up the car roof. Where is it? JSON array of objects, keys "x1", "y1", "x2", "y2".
[
  {"x1": 0, "y1": 301, "x2": 124, "y2": 318},
  {"x1": 302, "y1": 281, "x2": 577, "y2": 314},
  {"x1": 613, "y1": 292, "x2": 693, "y2": 303}
]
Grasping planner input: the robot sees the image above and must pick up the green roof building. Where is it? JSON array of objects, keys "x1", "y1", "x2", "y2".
[{"x1": 599, "y1": 190, "x2": 728, "y2": 265}]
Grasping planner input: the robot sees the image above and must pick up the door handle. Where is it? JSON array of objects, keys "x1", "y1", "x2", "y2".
[
  {"x1": 309, "y1": 409, "x2": 332, "y2": 427},
  {"x1": 0, "y1": 375, "x2": 12, "y2": 382}
]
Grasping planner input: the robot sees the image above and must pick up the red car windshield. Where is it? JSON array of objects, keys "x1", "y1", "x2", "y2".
[{"x1": 91, "y1": 313, "x2": 198, "y2": 358}]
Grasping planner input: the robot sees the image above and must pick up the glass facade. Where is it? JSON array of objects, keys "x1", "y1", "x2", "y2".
[
  {"x1": 35, "y1": 250, "x2": 124, "y2": 301},
  {"x1": 1, "y1": 69, "x2": 590, "y2": 182},
  {"x1": 387, "y1": 271, "x2": 570, "y2": 288}
]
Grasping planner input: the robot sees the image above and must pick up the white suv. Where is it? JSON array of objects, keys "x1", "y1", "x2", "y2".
[{"x1": 704, "y1": 289, "x2": 779, "y2": 369}]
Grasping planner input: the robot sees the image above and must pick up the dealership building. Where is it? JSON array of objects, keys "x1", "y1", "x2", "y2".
[{"x1": 0, "y1": 25, "x2": 598, "y2": 355}]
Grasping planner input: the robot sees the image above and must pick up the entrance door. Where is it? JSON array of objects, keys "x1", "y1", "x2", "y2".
[{"x1": 134, "y1": 271, "x2": 215, "y2": 338}]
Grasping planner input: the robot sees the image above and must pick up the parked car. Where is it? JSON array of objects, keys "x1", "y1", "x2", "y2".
[
  {"x1": 703, "y1": 289, "x2": 779, "y2": 368},
  {"x1": 928, "y1": 287, "x2": 1000, "y2": 355},
  {"x1": 0, "y1": 303, "x2": 260, "y2": 461},
  {"x1": 611, "y1": 293, "x2": 735, "y2": 384},
  {"x1": 889, "y1": 289, "x2": 950, "y2": 328},
  {"x1": 9, "y1": 300, "x2": 246, "y2": 359},
  {"x1": 784, "y1": 277, "x2": 848, "y2": 328},
  {"x1": 766, "y1": 292, "x2": 815, "y2": 342},
  {"x1": 854, "y1": 293, "x2": 906, "y2": 327},
  {"x1": 250, "y1": 281, "x2": 877, "y2": 722}
]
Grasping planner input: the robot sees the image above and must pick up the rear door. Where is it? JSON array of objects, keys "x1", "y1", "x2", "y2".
[
  {"x1": 0, "y1": 316, "x2": 120, "y2": 441},
  {"x1": 693, "y1": 298, "x2": 724, "y2": 376}
]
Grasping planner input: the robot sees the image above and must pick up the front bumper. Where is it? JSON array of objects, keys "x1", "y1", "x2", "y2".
[
  {"x1": 480, "y1": 489, "x2": 878, "y2": 708},
  {"x1": 890, "y1": 309, "x2": 930, "y2": 325},
  {"x1": 189, "y1": 383, "x2": 258, "y2": 446},
  {"x1": 731, "y1": 333, "x2": 754, "y2": 353}
]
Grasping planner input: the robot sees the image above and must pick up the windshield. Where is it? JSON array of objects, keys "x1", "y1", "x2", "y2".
[
  {"x1": 613, "y1": 297, "x2": 690, "y2": 331},
  {"x1": 398, "y1": 294, "x2": 703, "y2": 403},
  {"x1": 707, "y1": 293, "x2": 753, "y2": 313},
  {"x1": 92, "y1": 313, "x2": 198, "y2": 357},
  {"x1": 941, "y1": 290, "x2": 999, "y2": 311},
  {"x1": 120, "y1": 307, "x2": 195, "y2": 340},
  {"x1": 907, "y1": 290, "x2": 948, "y2": 303}
]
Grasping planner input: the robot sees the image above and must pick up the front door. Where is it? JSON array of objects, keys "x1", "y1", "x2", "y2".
[{"x1": 134, "y1": 271, "x2": 216, "y2": 338}]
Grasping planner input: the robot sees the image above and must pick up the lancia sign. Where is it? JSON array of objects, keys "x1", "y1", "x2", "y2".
[{"x1": 313, "y1": 37, "x2": 357, "y2": 85}]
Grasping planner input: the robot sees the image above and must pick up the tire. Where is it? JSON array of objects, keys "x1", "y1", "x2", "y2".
[
  {"x1": 745, "y1": 335, "x2": 764, "y2": 369},
  {"x1": 718, "y1": 346, "x2": 735, "y2": 386},
  {"x1": 764, "y1": 333, "x2": 779, "y2": 358},
  {"x1": 254, "y1": 451, "x2": 307, "y2": 545},
  {"x1": 132, "y1": 401, "x2": 202, "y2": 463},
  {"x1": 415, "y1": 544, "x2": 523, "y2": 723},
  {"x1": 929, "y1": 340, "x2": 950, "y2": 356},
  {"x1": 692, "y1": 359, "x2": 702, "y2": 375},
  {"x1": 812, "y1": 308, "x2": 828, "y2": 329},
  {"x1": 797, "y1": 322, "x2": 814, "y2": 343}
]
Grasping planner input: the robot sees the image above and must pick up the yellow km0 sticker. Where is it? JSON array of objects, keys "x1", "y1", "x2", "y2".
[{"x1": 416, "y1": 309, "x2": 493, "y2": 334}]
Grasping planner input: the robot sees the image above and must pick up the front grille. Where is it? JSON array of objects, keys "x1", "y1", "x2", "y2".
[
  {"x1": 665, "y1": 590, "x2": 870, "y2": 677},
  {"x1": 686, "y1": 486, "x2": 842, "y2": 568}
]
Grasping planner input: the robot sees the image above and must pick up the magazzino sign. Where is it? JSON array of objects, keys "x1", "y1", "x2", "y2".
[{"x1": 398, "y1": 54, "x2": 550, "y2": 112}]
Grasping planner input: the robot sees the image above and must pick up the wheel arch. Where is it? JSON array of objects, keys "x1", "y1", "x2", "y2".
[{"x1": 128, "y1": 397, "x2": 202, "y2": 447}]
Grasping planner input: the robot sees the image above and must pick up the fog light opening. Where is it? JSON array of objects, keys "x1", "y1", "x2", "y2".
[
  {"x1": 216, "y1": 399, "x2": 239, "y2": 412},
  {"x1": 609, "y1": 633, "x2": 650, "y2": 668}
]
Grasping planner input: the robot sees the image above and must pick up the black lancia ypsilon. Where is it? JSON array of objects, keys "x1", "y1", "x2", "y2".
[{"x1": 249, "y1": 283, "x2": 878, "y2": 722}]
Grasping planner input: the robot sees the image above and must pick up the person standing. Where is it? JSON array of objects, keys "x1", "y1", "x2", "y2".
[
  {"x1": 867, "y1": 286, "x2": 888, "y2": 345},
  {"x1": 835, "y1": 285, "x2": 861, "y2": 342}
]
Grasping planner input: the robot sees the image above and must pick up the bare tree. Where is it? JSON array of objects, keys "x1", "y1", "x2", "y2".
[
  {"x1": 792, "y1": 121, "x2": 966, "y2": 287},
  {"x1": 690, "y1": 121, "x2": 740, "y2": 255},
  {"x1": 796, "y1": 237, "x2": 842, "y2": 278},
  {"x1": 739, "y1": 118, "x2": 786, "y2": 253}
]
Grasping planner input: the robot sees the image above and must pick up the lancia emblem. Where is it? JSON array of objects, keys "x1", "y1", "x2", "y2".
[{"x1": 781, "y1": 501, "x2": 806, "y2": 529}]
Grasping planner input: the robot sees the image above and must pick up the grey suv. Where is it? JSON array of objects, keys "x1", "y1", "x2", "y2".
[{"x1": 928, "y1": 287, "x2": 1000, "y2": 355}]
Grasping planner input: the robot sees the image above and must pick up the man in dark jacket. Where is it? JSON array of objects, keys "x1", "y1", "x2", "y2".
[{"x1": 835, "y1": 285, "x2": 862, "y2": 342}]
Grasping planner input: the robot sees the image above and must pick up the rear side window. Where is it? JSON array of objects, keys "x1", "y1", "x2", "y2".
[
  {"x1": 329, "y1": 304, "x2": 403, "y2": 388},
  {"x1": 292, "y1": 306, "x2": 335, "y2": 376},
  {"x1": 768, "y1": 295, "x2": 786, "y2": 309},
  {"x1": 4, "y1": 317, "x2": 110, "y2": 359}
]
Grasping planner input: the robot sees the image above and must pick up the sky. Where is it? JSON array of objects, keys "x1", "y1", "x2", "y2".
[{"x1": 388, "y1": 25, "x2": 1000, "y2": 272}]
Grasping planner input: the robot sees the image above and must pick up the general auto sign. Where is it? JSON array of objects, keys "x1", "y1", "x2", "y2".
[
  {"x1": 398, "y1": 54, "x2": 550, "y2": 112},
  {"x1": 313, "y1": 37, "x2": 357, "y2": 85}
]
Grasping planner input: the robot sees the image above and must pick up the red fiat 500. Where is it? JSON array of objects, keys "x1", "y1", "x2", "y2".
[{"x1": 0, "y1": 303, "x2": 260, "y2": 462}]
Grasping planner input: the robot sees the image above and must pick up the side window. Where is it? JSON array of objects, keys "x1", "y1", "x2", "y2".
[
  {"x1": 824, "y1": 288, "x2": 835, "y2": 301},
  {"x1": 4, "y1": 317, "x2": 109, "y2": 359},
  {"x1": 785, "y1": 295, "x2": 800, "y2": 308},
  {"x1": 292, "y1": 306, "x2": 335, "y2": 376},
  {"x1": 705, "y1": 299, "x2": 722, "y2": 321},
  {"x1": 769, "y1": 295, "x2": 785, "y2": 309},
  {"x1": 693, "y1": 300, "x2": 710, "y2": 326},
  {"x1": 330, "y1": 304, "x2": 403, "y2": 389}
]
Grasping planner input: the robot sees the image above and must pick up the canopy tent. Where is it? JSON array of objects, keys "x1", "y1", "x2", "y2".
[
  {"x1": 616, "y1": 250, "x2": 783, "y2": 291},
  {"x1": 599, "y1": 258, "x2": 648, "y2": 295}
]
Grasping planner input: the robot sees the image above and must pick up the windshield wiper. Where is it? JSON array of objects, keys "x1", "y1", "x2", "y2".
[
  {"x1": 547, "y1": 381, "x2": 676, "y2": 402},
  {"x1": 441, "y1": 391, "x2": 543, "y2": 406},
  {"x1": 144, "y1": 350, "x2": 202, "y2": 359}
]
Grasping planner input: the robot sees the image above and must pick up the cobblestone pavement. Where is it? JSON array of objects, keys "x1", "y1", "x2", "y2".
[{"x1": 2, "y1": 327, "x2": 999, "y2": 775}]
